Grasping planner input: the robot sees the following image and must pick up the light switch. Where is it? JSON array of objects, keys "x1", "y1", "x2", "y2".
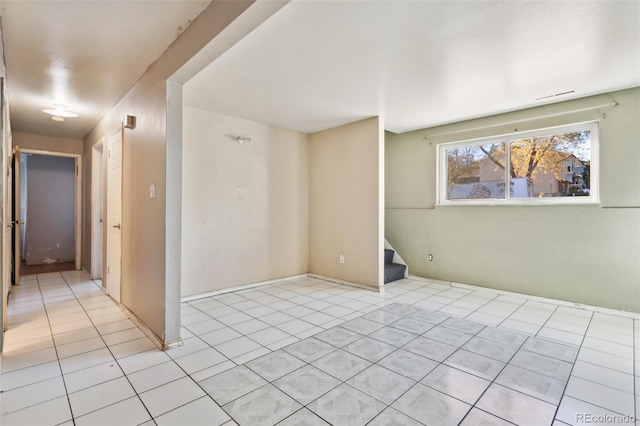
[{"x1": 150, "y1": 184, "x2": 156, "y2": 198}]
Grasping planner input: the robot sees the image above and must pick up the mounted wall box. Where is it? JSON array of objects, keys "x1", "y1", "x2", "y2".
[{"x1": 123, "y1": 115, "x2": 136, "y2": 129}]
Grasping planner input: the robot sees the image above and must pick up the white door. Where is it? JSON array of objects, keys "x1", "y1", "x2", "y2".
[{"x1": 106, "y1": 129, "x2": 122, "y2": 303}]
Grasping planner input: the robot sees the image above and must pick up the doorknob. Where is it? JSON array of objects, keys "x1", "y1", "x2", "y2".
[{"x1": 113, "y1": 224, "x2": 121, "y2": 229}]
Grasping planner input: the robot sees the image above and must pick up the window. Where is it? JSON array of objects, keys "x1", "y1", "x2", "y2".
[{"x1": 437, "y1": 122, "x2": 598, "y2": 205}]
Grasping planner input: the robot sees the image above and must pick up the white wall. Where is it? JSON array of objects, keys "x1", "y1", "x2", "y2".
[
  {"x1": 181, "y1": 106, "x2": 309, "y2": 297},
  {"x1": 25, "y1": 154, "x2": 75, "y2": 265},
  {"x1": 309, "y1": 117, "x2": 383, "y2": 289},
  {"x1": 385, "y1": 87, "x2": 640, "y2": 312}
]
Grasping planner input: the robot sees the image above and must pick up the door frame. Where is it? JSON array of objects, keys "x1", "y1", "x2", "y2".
[
  {"x1": 105, "y1": 127, "x2": 123, "y2": 303},
  {"x1": 91, "y1": 139, "x2": 105, "y2": 280},
  {"x1": 20, "y1": 149, "x2": 82, "y2": 270}
]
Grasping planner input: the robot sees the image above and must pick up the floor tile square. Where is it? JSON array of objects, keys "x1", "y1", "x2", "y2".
[
  {"x1": 274, "y1": 365, "x2": 341, "y2": 405},
  {"x1": 283, "y1": 337, "x2": 337, "y2": 363},
  {"x1": 440, "y1": 317, "x2": 485, "y2": 334},
  {"x1": 245, "y1": 350, "x2": 307, "y2": 382},
  {"x1": 63, "y1": 360, "x2": 124, "y2": 393},
  {"x1": 402, "y1": 336, "x2": 458, "y2": 362},
  {"x1": 347, "y1": 364, "x2": 415, "y2": 405},
  {"x1": 0, "y1": 360, "x2": 61, "y2": 391},
  {"x1": 423, "y1": 325, "x2": 474, "y2": 347},
  {"x1": 307, "y1": 383, "x2": 386, "y2": 426},
  {"x1": 392, "y1": 383, "x2": 471, "y2": 426},
  {"x1": 521, "y1": 336, "x2": 579, "y2": 363},
  {"x1": 155, "y1": 396, "x2": 230, "y2": 426},
  {"x1": 368, "y1": 326, "x2": 417, "y2": 347},
  {"x1": 377, "y1": 348, "x2": 438, "y2": 382},
  {"x1": 462, "y1": 336, "x2": 519, "y2": 362},
  {"x1": 343, "y1": 337, "x2": 396, "y2": 363},
  {"x1": 476, "y1": 384, "x2": 556, "y2": 426},
  {"x1": 199, "y1": 328, "x2": 243, "y2": 347},
  {"x1": 368, "y1": 407, "x2": 422, "y2": 426},
  {"x1": 74, "y1": 396, "x2": 150, "y2": 426},
  {"x1": 223, "y1": 384, "x2": 302, "y2": 426},
  {"x1": 127, "y1": 360, "x2": 186, "y2": 393},
  {"x1": 444, "y1": 349, "x2": 506, "y2": 381},
  {"x1": 0, "y1": 376, "x2": 67, "y2": 415},
  {"x1": 68, "y1": 377, "x2": 136, "y2": 417},
  {"x1": 389, "y1": 317, "x2": 436, "y2": 334},
  {"x1": 311, "y1": 349, "x2": 372, "y2": 382},
  {"x1": 459, "y1": 408, "x2": 514, "y2": 426},
  {"x1": 199, "y1": 365, "x2": 268, "y2": 406},
  {"x1": 422, "y1": 364, "x2": 490, "y2": 404},
  {"x1": 340, "y1": 318, "x2": 385, "y2": 335},
  {"x1": 495, "y1": 364, "x2": 565, "y2": 404},
  {"x1": 276, "y1": 408, "x2": 330, "y2": 426},
  {"x1": 0, "y1": 396, "x2": 72, "y2": 426},
  {"x1": 564, "y1": 376, "x2": 635, "y2": 416},
  {"x1": 216, "y1": 336, "x2": 263, "y2": 359},
  {"x1": 360, "y1": 310, "x2": 405, "y2": 325},
  {"x1": 510, "y1": 349, "x2": 573, "y2": 382},
  {"x1": 313, "y1": 326, "x2": 363, "y2": 348},
  {"x1": 405, "y1": 309, "x2": 449, "y2": 325},
  {"x1": 247, "y1": 327, "x2": 291, "y2": 346},
  {"x1": 139, "y1": 376, "x2": 205, "y2": 418}
]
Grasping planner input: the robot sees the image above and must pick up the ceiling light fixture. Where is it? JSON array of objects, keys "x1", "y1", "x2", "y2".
[
  {"x1": 50, "y1": 116, "x2": 65, "y2": 122},
  {"x1": 42, "y1": 103, "x2": 79, "y2": 118}
]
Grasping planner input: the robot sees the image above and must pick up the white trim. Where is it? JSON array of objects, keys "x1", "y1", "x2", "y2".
[
  {"x1": 437, "y1": 121, "x2": 599, "y2": 206},
  {"x1": 118, "y1": 303, "x2": 166, "y2": 349},
  {"x1": 181, "y1": 273, "x2": 310, "y2": 303},
  {"x1": 308, "y1": 273, "x2": 381, "y2": 293},
  {"x1": 407, "y1": 274, "x2": 640, "y2": 320}
]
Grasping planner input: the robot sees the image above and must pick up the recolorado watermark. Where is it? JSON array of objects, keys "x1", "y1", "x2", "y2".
[{"x1": 576, "y1": 413, "x2": 635, "y2": 423}]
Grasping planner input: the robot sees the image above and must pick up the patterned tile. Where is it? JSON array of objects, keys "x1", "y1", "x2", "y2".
[
  {"x1": 276, "y1": 408, "x2": 330, "y2": 426},
  {"x1": 441, "y1": 317, "x2": 485, "y2": 335},
  {"x1": 313, "y1": 327, "x2": 362, "y2": 348},
  {"x1": 421, "y1": 364, "x2": 490, "y2": 404},
  {"x1": 274, "y1": 365, "x2": 341, "y2": 405},
  {"x1": 477, "y1": 327, "x2": 527, "y2": 347},
  {"x1": 340, "y1": 318, "x2": 385, "y2": 335},
  {"x1": 368, "y1": 327, "x2": 417, "y2": 347},
  {"x1": 377, "y1": 349, "x2": 438, "y2": 382},
  {"x1": 223, "y1": 384, "x2": 301, "y2": 426},
  {"x1": 245, "y1": 350, "x2": 306, "y2": 382},
  {"x1": 521, "y1": 337, "x2": 579, "y2": 363},
  {"x1": 423, "y1": 326, "x2": 474, "y2": 347},
  {"x1": 283, "y1": 338, "x2": 337, "y2": 363},
  {"x1": 379, "y1": 303, "x2": 418, "y2": 316},
  {"x1": 462, "y1": 336, "x2": 519, "y2": 362},
  {"x1": 509, "y1": 349, "x2": 573, "y2": 382},
  {"x1": 311, "y1": 349, "x2": 372, "y2": 382},
  {"x1": 476, "y1": 384, "x2": 556, "y2": 426},
  {"x1": 360, "y1": 310, "x2": 405, "y2": 325},
  {"x1": 347, "y1": 365, "x2": 415, "y2": 405},
  {"x1": 405, "y1": 309, "x2": 449, "y2": 325},
  {"x1": 199, "y1": 365, "x2": 268, "y2": 405},
  {"x1": 495, "y1": 364, "x2": 565, "y2": 404},
  {"x1": 444, "y1": 349, "x2": 506, "y2": 381},
  {"x1": 390, "y1": 318, "x2": 435, "y2": 334},
  {"x1": 307, "y1": 384, "x2": 386, "y2": 426},
  {"x1": 343, "y1": 337, "x2": 397, "y2": 363},
  {"x1": 392, "y1": 383, "x2": 471, "y2": 426},
  {"x1": 402, "y1": 336, "x2": 458, "y2": 362},
  {"x1": 367, "y1": 407, "x2": 422, "y2": 426}
]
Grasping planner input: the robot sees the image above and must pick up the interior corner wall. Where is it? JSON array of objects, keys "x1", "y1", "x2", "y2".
[
  {"x1": 385, "y1": 87, "x2": 640, "y2": 313},
  {"x1": 13, "y1": 132, "x2": 83, "y2": 155},
  {"x1": 181, "y1": 107, "x2": 309, "y2": 297},
  {"x1": 309, "y1": 117, "x2": 383, "y2": 289},
  {"x1": 81, "y1": 1, "x2": 255, "y2": 343}
]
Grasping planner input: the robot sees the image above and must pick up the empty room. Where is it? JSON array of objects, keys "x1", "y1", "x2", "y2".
[{"x1": 0, "y1": 1, "x2": 638, "y2": 426}]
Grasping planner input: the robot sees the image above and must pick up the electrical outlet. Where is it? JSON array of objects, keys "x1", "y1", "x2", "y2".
[
  {"x1": 339, "y1": 254, "x2": 345, "y2": 264},
  {"x1": 428, "y1": 254, "x2": 433, "y2": 261}
]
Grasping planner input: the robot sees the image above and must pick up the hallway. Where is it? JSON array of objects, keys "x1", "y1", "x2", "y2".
[{"x1": 0, "y1": 272, "x2": 638, "y2": 425}]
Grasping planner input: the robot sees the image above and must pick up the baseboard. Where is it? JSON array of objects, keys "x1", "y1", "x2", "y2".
[
  {"x1": 181, "y1": 273, "x2": 310, "y2": 303},
  {"x1": 308, "y1": 273, "x2": 381, "y2": 293},
  {"x1": 408, "y1": 274, "x2": 640, "y2": 320},
  {"x1": 118, "y1": 303, "x2": 167, "y2": 350}
]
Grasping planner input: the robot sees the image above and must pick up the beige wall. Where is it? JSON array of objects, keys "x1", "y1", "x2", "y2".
[
  {"x1": 13, "y1": 132, "x2": 83, "y2": 155},
  {"x1": 386, "y1": 87, "x2": 640, "y2": 312},
  {"x1": 181, "y1": 107, "x2": 309, "y2": 296},
  {"x1": 82, "y1": 1, "x2": 255, "y2": 344},
  {"x1": 309, "y1": 117, "x2": 383, "y2": 289}
]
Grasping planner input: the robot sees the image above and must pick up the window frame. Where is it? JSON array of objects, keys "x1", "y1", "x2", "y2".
[{"x1": 436, "y1": 121, "x2": 599, "y2": 206}]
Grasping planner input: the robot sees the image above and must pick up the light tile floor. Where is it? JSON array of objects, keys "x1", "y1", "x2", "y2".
[{"x1": 1, "y1": 271, "x2": 639, "y2": 425}]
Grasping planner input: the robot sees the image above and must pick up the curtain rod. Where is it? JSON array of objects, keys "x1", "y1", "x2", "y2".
[{"x1": 424, "y1": 101, "x2": 619, "y2": 141}]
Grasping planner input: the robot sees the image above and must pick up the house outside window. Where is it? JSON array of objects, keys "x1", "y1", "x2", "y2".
[{"x1": 437, "y1": 122, "x2": 599, "y2": 205}]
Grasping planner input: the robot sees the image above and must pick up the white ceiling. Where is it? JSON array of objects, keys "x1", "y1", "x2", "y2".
[
  {"x1": 2, "y1": 0, "x2": 211, "y2": 139},
  {"x1": 184, "y1": 0, "x2": 640, "y2": 134}
]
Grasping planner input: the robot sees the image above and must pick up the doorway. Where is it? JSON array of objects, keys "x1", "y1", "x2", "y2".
[
  {"x1": 15, "y1": 149, "x2": 82, "y2": 277},
  {"x1": 91, "y1": 140, "x2": 105, "y2": 280}
]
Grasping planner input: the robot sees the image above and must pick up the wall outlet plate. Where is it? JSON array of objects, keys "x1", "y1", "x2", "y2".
[{"x1": 339, "y1": 254, "x2": 345, "y2": 264}]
